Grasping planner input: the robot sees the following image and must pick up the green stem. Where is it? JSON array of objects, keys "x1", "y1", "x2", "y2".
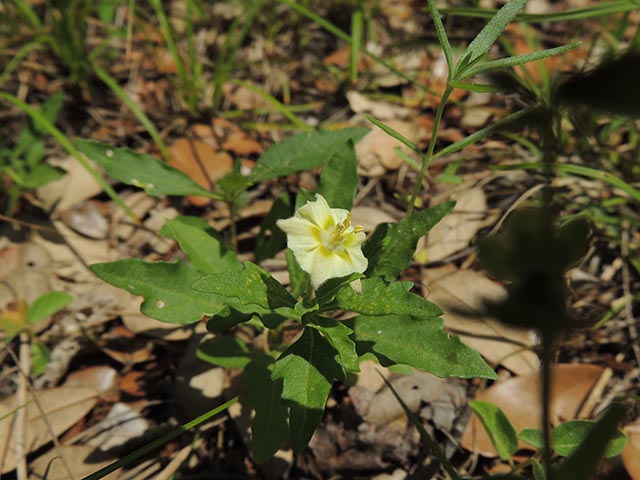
[
  {"x1": 407, "y1": 85, "x2": 453, "y2": 214},
  {"x1": 81, "y1": 397, "x2": 238, "y2": 480}
]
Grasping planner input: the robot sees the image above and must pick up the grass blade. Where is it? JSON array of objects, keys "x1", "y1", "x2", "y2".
[
  {"x1": 496, "y1": 162, "x2": 640, "y2": 203},
  {"x1": 80, "y1": 397, "x2": 238, "y2": 480},
  {"x1": 92, "y1": 64, "x2": 171, "y2": 163},
  {"x1": 0, "y1": 93, "x2": 137, "y2": 221}
]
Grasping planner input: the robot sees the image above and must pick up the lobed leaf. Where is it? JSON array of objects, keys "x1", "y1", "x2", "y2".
[
  {"x1": 364, "y1": 202, "x2": 455, "y2": 279},
  {"x1": 272, "y1": 328, "x2": 345, "y2": 452},
  {"x1": 91, "y1": 259, "x2": 222, "y2": 324},
  {"x1": 307, "y1": 315, "x2": 359, "y2": 375},
  {"x1": 336, "y1": 277, "x2": 442, "y2": 318},
  {"x1": 251, "y1": 128, "x2": 369, "y2": 181},
  {"x1": 193, "y1": 261, "x2": 299, "y2": 327},
  {"x1": 243, "y1": 356, "x2": 290, "y2": 463},
  {"x1": 349, "y1": 314, "x2": 497, "y2": 379},
  {"x1": 316, "y1": 139, "x2": 358, "y2": 210},
  {"x1": 158, "y1": 216, "x2": 240, "y2": 274}
]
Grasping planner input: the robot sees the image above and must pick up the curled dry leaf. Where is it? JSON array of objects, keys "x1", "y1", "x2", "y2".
[
  {"x1": 423, "y1": 267, "x2": 539, "y2": 375},
  {"x1": 0, "y1": 387, "x2": 99, "y2": 473},
  {"x1": 623, "y1": 418, "x2": 640, "y2": 480},
  {"x1": 64, "y1": 365, "x2": 119, "y2": 395},
  {"x1": 461, "y1": 364, "x2": 605, "y2": 457}
]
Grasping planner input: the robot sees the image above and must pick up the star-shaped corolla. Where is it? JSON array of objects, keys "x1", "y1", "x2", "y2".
[{"x1": 276, "y1": 194, "x2": 368, "y2": 288}]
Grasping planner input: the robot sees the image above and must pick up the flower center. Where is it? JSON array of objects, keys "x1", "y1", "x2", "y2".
[{"x1": 322, "y1": 213, "x2": 362, "y2": 251}]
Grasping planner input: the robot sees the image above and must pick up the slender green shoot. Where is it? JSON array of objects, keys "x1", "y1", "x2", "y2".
[
  {"x1": 497, "y1": 162, "x2": 640, "y2": 204},
  {"x1": 81, "y1": 397, "x2": 238, "y2": 480},
  {"x1": 92, "y1": 64, "x2": 171, "y2": 163},
  {"x1": 350, "y1": 6, "x2": 363, "y2": 84},
  {"x1": 0, "y1": 93, "x2": 137, "y2": 221},
  {"x1": 233, "y1": 79, "x2": 312, "y2": 131}
]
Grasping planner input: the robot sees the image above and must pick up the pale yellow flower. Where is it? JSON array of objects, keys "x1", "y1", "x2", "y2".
[{"x1": 276, "y1": 194, "x2": 368, "y2": 288}]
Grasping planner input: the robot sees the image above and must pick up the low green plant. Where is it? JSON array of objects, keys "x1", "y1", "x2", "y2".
[{"x1": 0, "y1": 92, "x2": 66, "y2": 215}]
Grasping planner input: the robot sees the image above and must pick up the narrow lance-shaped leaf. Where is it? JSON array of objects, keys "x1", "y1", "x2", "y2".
[
  {"x1": 457, "y1": 0, "x2": 527, "y2": 73},
  {"x1": 459, "y1": 42, "x2": 581, "y2": 80},
  {"x1": 91, "y1": 259, "x2": 223, "y2": 324},
  {"x1": 76, "y1": 140, "x2": 218, "y2": 198}
]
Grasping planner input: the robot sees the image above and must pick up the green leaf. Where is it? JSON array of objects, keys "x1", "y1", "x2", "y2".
[
  {"x1": 243, "y1": 356, "x2": 289, "y2": 463},
  {"x1": 349, "y1": 315, "x2": 497, "y2": 379},
  {"x1": 531, "y1": 458, "x2": 547, "y2": 480},
  {"x1": 206, "y1": 307, "x2": 254, "y2": 332},
  {"x1": 317, "y1": 139, "x2": 358, "y2": 210},
  {"x1": 286, "y1": 250, "x2": 312, "y2": 300},
  {"x1": 75, "y1": 140, "x2": 216, "y2": 198},
  {"x1": 307, "y1": 315, "x2": 359, "y2": 375},
  {"x1": 518, "y1": 428, "x2": 544, "y2": 449},
  {"x1": 197, "y1": 336, "x2": 253, "y2": 369},
  {"x1": 552, "y1": 420, "x2": 626, "y2": 458},
  {"x1": 336, "y1": 277, "x2": 442, "y2": 318},
  {"x1": 255, "y1": 193, "x2": 291, "y2": 263},
  {"x1": 553, "y1": 403, "x2": 627, "y2": 480},
  {"x1": 22, "y1": 163, "x2": 65, "y2": 189},
  {"x1": 91, "y1": 259, "x2": 223, "y2": 324},
  {"x1": 433, "y1": 105, "x2": 538, "y2": 161},
  {"x1": 272, "y1": 328, "x2": 344, "y2": 452},
  {"x1": 315, "y1": 273, "x2": 362, "y2": 307},
  {"x1": 31, "y1": 341, "x2": 51, "y2": 377},
  {"x1": 469, "y1": 401, "x2": 518, "y2": 461},
  {"x1": 193, "y1": 261, "x2": 298, "y2": 327},
  {"x1": 458, "y1": 0, "x2": 527, "y2": 72},
  {"x1": 158, "y1": 216, "x2": 240, "y2": 274},
  {"x1": 251, "y1": 128, "x2": 369, "y2": 181},
  {"x1": 364, "y1": 202, "x2": 455, "y2": 279},
  {"x1": 459, "y1": 42, "x2": 580, "y2": 80},
  {"x1": 27, "y1": 291, "x2": 73, "y2": 324},
  {"x1": 426, "y1": 0, "x2": 454, "y2": 74}
]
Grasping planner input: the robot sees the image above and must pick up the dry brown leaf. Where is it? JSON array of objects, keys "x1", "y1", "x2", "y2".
[
  {"x1": 60, "y1": 200, "x2": 110, "y2": 240},
  {"x1": 64, "y1": 366, "x2": 119, "y2": 395},
  {"x1": 423, "y1": 186, "x2": 487, "y2": 262},
  {"x1": 346, "y1": 91, "x2": 412, "y2": 120},
  {"x1": 356, "y1": 120, "x2": 422, "y2": 173},
  {"x1": 623, "y1": 419, "x2": 640, "y2": 480},
  {"x1": 86, "y1": 402, "x2": 151, "y2": 452},
  {"x1": 423, "y1": 267, "x2": 539, "y2": 375},
  {"x1": 29, "y1": 445, "x2": 119, "y2": 480},
  {"x1": 212, "y1": 117, "x2": 263, "y2": 156},
  {"x1": 461, "y1": 364, "x2": 605, "y2": 457},
  {"x1": 168, "y1": 138, "x2": 231, "y2": 207},
  {"x1": 0, "y1": 387, "x2": 98, "y2": 473}
]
